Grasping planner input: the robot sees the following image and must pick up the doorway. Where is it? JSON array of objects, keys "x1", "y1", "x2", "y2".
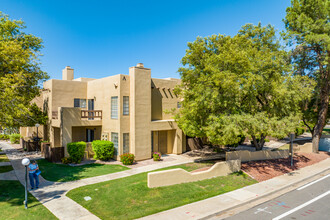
[
  {"x1": 88, "y1": 99, "x2": 94, "y2": 120},
  {"x1": 86, "y1": 129, "x2": 94, "y2": 142}
]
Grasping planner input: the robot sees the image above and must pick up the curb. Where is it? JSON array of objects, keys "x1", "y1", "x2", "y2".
[{"x1": 201, "y1": 165, "x2": 330, "y2": 219}]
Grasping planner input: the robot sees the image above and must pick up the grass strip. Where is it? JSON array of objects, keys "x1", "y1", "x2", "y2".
[
  {"x1": 0, "y1": 165, "x2": 13, "y2": 173},
  {"x1": 67, "y1": 163, "x2": 257, "y2": 219},
  {"x1": 37, "y1": 159, "x2": 130, "y2": 182},
  {"x1": 0, "y1": 180, "x2": 57, "y2": 219},
  {"x1": 0, "y1": 155, "x2": 9, "y2": 162}
]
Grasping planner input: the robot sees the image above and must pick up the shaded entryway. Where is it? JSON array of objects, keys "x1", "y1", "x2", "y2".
[{"x1": 152, "y1": 130, "x2": 175, "y2": 154}]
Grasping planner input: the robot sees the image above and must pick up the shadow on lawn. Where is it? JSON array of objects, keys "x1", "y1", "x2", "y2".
[
  {"x1": 241, "y1": 154, "x2": 311, "y2": 175},
  {"x1": 0, "y1": 180, "x2": 65, "y2": 209}
]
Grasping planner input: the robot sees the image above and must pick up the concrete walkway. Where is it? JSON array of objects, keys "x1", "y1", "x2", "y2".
[
  {"x1": 139, "y1": 157, "x2": 330, "y2": 220},
  {"x1": 0, "y1": 141, "x2": 195, "y2": 220}
]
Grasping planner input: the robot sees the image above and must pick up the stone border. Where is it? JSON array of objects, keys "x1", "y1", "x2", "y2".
[
  {"x1": 148, "y1": 160, "x2": 241, "y2": 188},
  {"x1": 226, "y1": 150, "x2": 289, "y2": 162}
]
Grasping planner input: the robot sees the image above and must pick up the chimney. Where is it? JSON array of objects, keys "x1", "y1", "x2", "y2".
[
  {"x1": 62, "y1": 66, "x2": 74, "y2": 80},
  {"x1": 136, "y1": 63, "x2": 144, "y2": 68}
]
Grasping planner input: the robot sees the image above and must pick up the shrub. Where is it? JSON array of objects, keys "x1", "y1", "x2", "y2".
[
  {"x1": 0, "y1": 134, "x2": 9, "y2": 140},
  {"x1": 67, "y1": 141, "x2": 86, "y2": 164},
  {"x1": 61, "y1": 157, "x2": 72, "y2": 164},
  {"x1": 153, "y1": 152, "x2": 161, "y2": 161},
  {"x1": 120, "y1": 153, "x2": 135, "y2": 165},
  {"x1": 9, "y1": 134, "x2": 21, "y2": 144},
  {"x1": 92, "y1": 140, "x2": 114, "y2": 161},
  {"x1": 295, "y1": 127, "x2": 305, "y2": 136}
]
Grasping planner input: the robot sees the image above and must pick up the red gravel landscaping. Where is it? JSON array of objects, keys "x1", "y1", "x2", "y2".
[{"x1": 241, "y1": 152, "x2": 330, "y2": 182}]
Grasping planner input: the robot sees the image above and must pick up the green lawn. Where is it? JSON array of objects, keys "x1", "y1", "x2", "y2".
[
  {"x1": 278, "y1": 144, "x2": 290, "y2": 150},
  {"x1": 67, "y1": 163, "x2": 257, "y2": 220},
  {"x1": 37, "y1": 159, "x2": 130, "y2": 182},
  {"x1": 0, "y1": 165, "x2": 13, "y2": 173},
  {"x1": 0, "y1": 155, "x2": 9, "y2": 162},
  {"x1": 0, "y1": 180, "x2": 57, "y2": 220}
]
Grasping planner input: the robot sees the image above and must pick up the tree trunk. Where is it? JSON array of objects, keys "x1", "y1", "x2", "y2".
[
  {"x1": 312, "y1": 54, "x2": 330, "y2": 153},
  {"x1": 252, "y1": 135, "x2": 265, "y2": 151}
]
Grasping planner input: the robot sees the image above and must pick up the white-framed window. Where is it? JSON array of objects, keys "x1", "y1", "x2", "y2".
[
  {"x1": 123, "y1": 96, "x2": 129, "y2": 115},
  {"x1": 111, "y1": 132, "x2": 118, "y2": 155},
  {"x1": 123, "y1": 133, "x2": 129, "y2": 154},
  {"x1": 74, "y1": 99, "x2": 86, "y2": 108},
  {"x1": 111, "y1": 96, "x2": 118, "y2": 119}
]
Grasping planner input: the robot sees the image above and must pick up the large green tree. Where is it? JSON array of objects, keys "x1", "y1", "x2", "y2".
[
  {"x1": 175, "y1": 23, "x2": 314, "y2": 150},
  {"x1": 284, "y1": 0, "x2": 329, "y2": 152},
  {"x1": 0, "y1": 12, "x2": 48, "y2": 128}
]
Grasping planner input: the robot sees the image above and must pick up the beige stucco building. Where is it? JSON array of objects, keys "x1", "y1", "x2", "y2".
[{"x1": 23, "y1": 63, "x2": 186, "y2": 160}]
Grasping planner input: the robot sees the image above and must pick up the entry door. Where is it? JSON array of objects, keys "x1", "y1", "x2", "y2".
[
  {"x1": 88, "y1": 99, "x2": 94, "y2": 120},
  {"x1": 158, "y1": 131, "x2": 167, "y2": 154},
  {"x1": 86, "y1": 129, "x2": 94, "y2": 142}
]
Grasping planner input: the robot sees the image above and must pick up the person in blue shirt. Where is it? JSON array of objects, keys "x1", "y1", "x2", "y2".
[{"x1": 28, "y1": 160, "x2": 39, "y2": 190}]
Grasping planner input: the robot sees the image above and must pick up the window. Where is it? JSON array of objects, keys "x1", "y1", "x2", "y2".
[
  {"x1": 111, "y1": 132, "x2": 118, "y2": 155},
  {"x1": 123, "y1": 133, "x2": 129, "y2": 154},
  {"x1": 74, "y1": 99, "x2": 86, "y2": 108},
  {"x1": 177, "y1": 102, "x2": 181, "y2": 108},
  {"x1": 111, "y1": 96, "x2": 118, "y2": 119},
  {"x1": 123, "y1": 96, "x2": 129, "y2": 115}
]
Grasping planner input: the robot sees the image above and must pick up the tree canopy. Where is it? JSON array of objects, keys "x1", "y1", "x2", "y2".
[
  {"x1": 283, "y1": 0, "x2": 329, "y2": 152},
  {"x1": 0, "y1": 12, "x2": 48, "y2": 128},
  {"x1": 175, "y1": 23, "x2": 314, "y2": 150}
]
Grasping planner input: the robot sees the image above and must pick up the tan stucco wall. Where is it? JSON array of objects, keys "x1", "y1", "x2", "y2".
[
  {"x1": 20, "y1": 126, "x2": 44, "y2": 140},
  {"x1": 151, "y1": 78, "x2": 181, "y2": 120},
  {"x1": 296, "y1": 143, "x2": 313, "y2": 153},
  {"x1": 226, "y1": 150, "x2": 289, "y2": 162},
  {"x1": 129, "y1": 66, "x2": 152, "y2": 160},
  {"x1": 148, "y1": 160, "x2": 241, "y2": 188}
]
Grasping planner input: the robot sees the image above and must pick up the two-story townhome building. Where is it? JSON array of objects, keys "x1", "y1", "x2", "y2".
[{"x1": 25, "y1": 63, "x2": 186, "y2": 161}]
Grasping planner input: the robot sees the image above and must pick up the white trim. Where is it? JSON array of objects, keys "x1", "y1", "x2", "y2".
[{"x1": 297, "y1": 174, "x2": 330, "y2": 191}]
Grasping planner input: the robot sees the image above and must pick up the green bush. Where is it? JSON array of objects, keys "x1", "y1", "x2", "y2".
[
  {"x1": 61, "y1": 157, "x2": 72, "y2": 164},
  {"x1": 295, "y1": 127, "x2": 305, "y2": 136},
  {"x1": 120, "y1": 153, "x2": 135, "y2": 165},
  {"x1": 92, "y1": 140, "x2": 114, "y2": 161},
  {"x1": 0, "y1": 134, "x2": 9, "y2": 140},
  {"x1": 153, "y1": 152, "x2": 161, "y2": 161},
  {"x1": 67, "y1": 142, "x2": 86, "y2": 163},
  {"x1": 226, "y1": 135, "x2": 246, "y2": 148},
  {"x1": 9, "y1": 134, "x2": 21, "y2": 144}
]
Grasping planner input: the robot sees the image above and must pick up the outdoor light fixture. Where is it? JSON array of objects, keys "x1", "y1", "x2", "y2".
[
  {"x1": 35, "y1": 124, "x2": 40, "y2": 152},
  {"x1": 290, "y1": 133, "x2": 295, "y2": 167},
  {"x1": 21, "y1": 158, "x2": 30, "y2": 209}
]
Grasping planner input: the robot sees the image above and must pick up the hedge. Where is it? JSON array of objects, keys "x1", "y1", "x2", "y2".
[
  {"x1": 67, "y1": 142, "x2": 86, "y2": 163},
  {"x1": 9, "y1": 134, "x2": 21, "y2": 144},
  {"x1": 0, "y1": 134, "x2": 10, "y2": 140},
  {"x1": 92, "y1": 140, "x2": 114, "y2": 161}
]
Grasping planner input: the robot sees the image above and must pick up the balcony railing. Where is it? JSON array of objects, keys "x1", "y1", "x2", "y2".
[
  {"x1": 52, "y1": 111, "x2": 58, "y2": 119},
  {"x1": 81, "y1": 110, "x2": 102, "y2": 119}
]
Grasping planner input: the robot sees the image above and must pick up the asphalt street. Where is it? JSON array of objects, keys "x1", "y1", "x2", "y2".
[{"x1": 221, "y1": 173, "x2": 330, "y2": 220}]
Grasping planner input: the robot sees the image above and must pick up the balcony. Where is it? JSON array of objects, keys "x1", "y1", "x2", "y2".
[{"x1": 81, "y1": 110, "x2": 102, "y2": 120}]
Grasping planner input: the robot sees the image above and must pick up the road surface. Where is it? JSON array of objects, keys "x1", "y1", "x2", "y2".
[{"x1": 219, "y1": 173, "x2": 330, "y2": 220}]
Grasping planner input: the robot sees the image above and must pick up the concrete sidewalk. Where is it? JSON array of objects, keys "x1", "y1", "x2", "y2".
[
  {"x1": 0, "y1": 141, "x2": 195, "y2": 220},
  {"x1": 140, "y1": 158, "x2": 330, "y2": 220}
]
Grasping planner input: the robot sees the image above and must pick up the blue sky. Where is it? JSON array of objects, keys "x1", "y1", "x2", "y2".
[{"x1": 1, "y1": 0, "x2": 290, "y2": 80}]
